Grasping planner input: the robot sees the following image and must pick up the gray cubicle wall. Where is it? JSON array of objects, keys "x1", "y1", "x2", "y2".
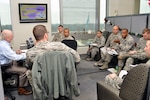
[
  {"x1": 148, "y1": 14, "x2": 150, "y2": 28},
  {"x1": 105, "y1": 14, "x2": 149, "y2": 35},
  {"x1": 105, "y1": 17, "x2": 114, "y2": 32},
  {"x1": 114, "y1": 16, "x2": 131, "y2": 31},
  {"x1": 131, "y1": 15, "x2": 147, "y2": 34}
]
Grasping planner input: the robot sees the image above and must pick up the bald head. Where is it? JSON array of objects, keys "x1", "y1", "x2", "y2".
[
  {"x1": 112, "y1": 25, "x2": 120, "y2": 34},
  {"x1": 2, "y1": 30, "x2": 13, "y2": 43}
]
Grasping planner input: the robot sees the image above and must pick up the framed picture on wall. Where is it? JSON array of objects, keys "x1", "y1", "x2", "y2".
[{"x1": 18, "y1": 3, "x2": 47, "y2": 23}]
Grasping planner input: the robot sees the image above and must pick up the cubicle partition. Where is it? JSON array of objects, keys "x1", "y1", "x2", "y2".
[
  {"x1": 131, "y1": 15, "x2": 147, "y2": 35},
  {"x1": 148, "y1": 14, "x2": 150, "y2": 28},
  {"x1": 105, "y1": 14, "x2": 150, "y2": 35}
]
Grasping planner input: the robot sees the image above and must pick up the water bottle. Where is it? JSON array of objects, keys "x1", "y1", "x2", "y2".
[{"x1": 115, "y1": 65, "x2": 119, "y2": 71}]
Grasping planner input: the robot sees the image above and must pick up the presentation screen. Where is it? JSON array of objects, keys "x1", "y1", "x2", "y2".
[{"x1": 18, "y1": 3, "x2": 47, "y2": 23}]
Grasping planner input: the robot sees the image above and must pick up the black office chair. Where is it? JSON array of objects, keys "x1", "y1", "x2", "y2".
[
  {"x1": 1, "y1": 64, "x2": 19, "y2": 100},
  {"x1": 26, "y1": 37, "x2": 34, "y2": 49},
  {"x1": 61, "y1": 39, "x2": 77, "y2": 51},
  {"x1": 61, "y1": 39, "x2": 79, "y2": 82}
]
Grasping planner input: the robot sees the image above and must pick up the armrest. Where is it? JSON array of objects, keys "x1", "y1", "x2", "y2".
[
  {"x1": 97, "y1": 81, "x2": 121, "y2": 100},
  {"x1": 25, "y1": 62, "x2": 33, "y2": 70}
]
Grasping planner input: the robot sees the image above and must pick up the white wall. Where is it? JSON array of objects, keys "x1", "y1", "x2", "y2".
[
  {"x1": 10, "y1": 0, "x2": 52, "y2": 50},
  {"x1": 107, "y1": 0, "x2": 140, "y2": 16}
]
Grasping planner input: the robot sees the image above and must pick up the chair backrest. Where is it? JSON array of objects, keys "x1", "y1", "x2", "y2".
[
  {"x1": 26, "y1": 37, "x2": 34, "y2": 49},
  {"x1": 61, "y1": 40, "x2": 77, "y2": 51},
  {"x1": 1, "y1": 64, "x2": 19, "y2": 88},
  {"x1": 119, "y1": 64, "x2": 149, "y2": 100},
  {"x1": 146, "y1": 68, "x2": 150, "y2": 100},
  {"x1": 0, "y1": 65, "x2": 4, "y2": 100},
  {"x1": 102, "y1": 31, "x2": 111, "y2": 42}
]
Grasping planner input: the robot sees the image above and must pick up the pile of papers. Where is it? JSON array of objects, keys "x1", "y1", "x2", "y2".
[{"x1": 100, "y1": 47, "x2": 118, "y2": 55}]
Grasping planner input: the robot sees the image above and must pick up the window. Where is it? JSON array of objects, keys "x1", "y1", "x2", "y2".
[
  {"x1": 51, "y1": 0, "x2": 60, "y2": 33},
  {"x1": 140, "y1": 0, "x2": 150, "y2": 14},
  {"x1": 62, "y1": 0, "x2": 96, "y2": 33},
  {"x1": 50, "y1": 0, "x2": 106, "y2": 46},
  {"x1": 100, "y1": 0, "x2": 106, "y2": 31},
  {"x1": 0, "y1": 0, "x2": 12, "y2": 30}
]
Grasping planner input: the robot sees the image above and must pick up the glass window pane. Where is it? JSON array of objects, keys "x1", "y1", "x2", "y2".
[
  {"x1": 63, "y1": 0, "x2": 96, "y2": 33},
  {"x1": 100, "y1": 0, "x2": 106, "y2": 31},
  {"x1": 140, "y1": 0, "x2": 150, "y2": 14},
  {"x1": 51, "y1": 0, "x2": 60, "y2": 33},
  {"x1": 0, "y1": 0, "x2": 12, "y2": 30}
]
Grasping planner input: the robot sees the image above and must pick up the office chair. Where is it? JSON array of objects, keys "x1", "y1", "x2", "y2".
[
  {"x1": 97, "y1": 65, "x2": 150, "y2": 100},
  {"x1": 26, "y1": 37, "x2": 34, "y2": 49},
  {"x1": 61, "y1": 39, "x2": 77, "y2": 51},
  {"x1": 1, "y1": 64, "x2": 19, "y2": 100},
  {"x1": 61, "y1": 39, "x2": 78, "y2": 71}
]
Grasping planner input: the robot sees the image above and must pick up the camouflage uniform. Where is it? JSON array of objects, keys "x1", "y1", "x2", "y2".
[
  {"x1": 62, "y1": 35, "x2": 74, "y2": 40},
  {"x1": 99, "y1": 33, "x2": 121, "y2": 64},
  {"x1": 105, "y1": 59, "x2": 150, "y2": 90},
  {"x1": 26, "y1": 41, "x2": 80, "y2": 63},
  {"x1": 52, "y1": 32, "x2": 63, "y2": 42},
  {"x1": 123, "y1": 37, "x2": 147, "y2": 71},
  {"x1": 87, "y1": 35, "x2": 105, "y2": 58},
  {"x1": 117, "y1": 34, "x2": 135, "y2": 68}
]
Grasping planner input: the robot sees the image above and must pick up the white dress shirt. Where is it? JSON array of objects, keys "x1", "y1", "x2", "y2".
[{"x1": 0, "y1": 40, "x2": 26, "y2": 65}]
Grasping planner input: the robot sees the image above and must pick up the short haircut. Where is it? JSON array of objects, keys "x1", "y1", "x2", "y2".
[
  {"x1": 33, "y1": 25, "x2": 47, "y2": 41},
  {"x1": 113, "y1": 25, "x2": 120, "y2": 30},
  {"x1": 58, "y1": 25, "x2": 63, "y2": 28},
  {"x1": 64, "y1": 28, "x2": 69, "y2": 32},
  {"x1": 142, "y1": 28, "x2": 148, "y2": 34},
  {"x1": 1, "y1": 30, "x2": 12, "y2": 40},
  {"x1": 97, "y1": 30, "x2": 102, "y2": 33},
  {"x1": 121, "y1": 28, "x2": 128, "y2": 32},
  {"x1": 142, "y1": 28, "x2": 150, "y2": 34},
  {"x1": 147, "y1": 29, "x2": 150, "y2": 34}
]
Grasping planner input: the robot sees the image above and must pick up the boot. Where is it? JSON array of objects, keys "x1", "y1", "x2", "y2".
[
  {"x1": 99, "y1": 62, "x2": 109, "y2": 70},
  {"x1": 94, "y1": 59, "x2": 104, "y2": 67},
  {"x1": 116, "y1": 66, "x2": 122, "y2": 76}
]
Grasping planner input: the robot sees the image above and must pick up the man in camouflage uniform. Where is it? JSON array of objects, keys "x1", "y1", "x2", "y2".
[
  {"x1": 97, "y1": 28, "x2": 134, "y2": 70},
  {"x1": 122, "y1": 28, "x2": 150, "y2": 72},
  {"x1": 104, "y1": 39, "x2": 150, "y2": 90},
  {"x1": 86, "y1": 30, "x2": 105, "y2": 61},
  {"x1": 26, "y1": 25, "x2": 80, "y2": 64},
  {"x1": 115, "y1": 29, "x2": 134, "y2": 73},
  {"x1": 94, "y1": 26, "x2": 121, "y2": 69},
  {"x1": 52, "y1": 25, "x2": 64, "y2": 42},
  {"x1": 62, "y1": 28, "x2": 74, "y2": 40}
]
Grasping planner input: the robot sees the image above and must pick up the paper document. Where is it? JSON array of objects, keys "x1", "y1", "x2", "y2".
[
  {"x1": 90, "y1": 43, "x2": 98, "y2": 46},
  {"x1": 21, "y1": 49, "x2": 28, "y2": 53},
  {"x1": 129, "y1": 64, "x2": 138, "y2": 68},
  {"x1": 107, "y1": 49, "x2": 118, "y2": 55},
  {"x1": 100, "y1": 47, "x2": 118, "y2": 55},
  {"x1": 107, "y1": 68, "x2": 117, "y2": 73},
  {"x1": 119, "y1": 70, "x2": 128, "y2": 79}
]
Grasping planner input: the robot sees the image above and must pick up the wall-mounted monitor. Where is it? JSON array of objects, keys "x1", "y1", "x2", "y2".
[{"x1": 18, "y1": 3, "x2": 47, "y2": 23}]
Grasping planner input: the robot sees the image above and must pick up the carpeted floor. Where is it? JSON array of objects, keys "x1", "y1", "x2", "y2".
[{"x1": 73, "y1": 59, "x2": 110, "y2": 100}]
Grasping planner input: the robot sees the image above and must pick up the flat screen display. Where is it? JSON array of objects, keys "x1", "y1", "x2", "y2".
[{"x1": 19, "y1": 3, "x2": 47, "y2": 23}]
